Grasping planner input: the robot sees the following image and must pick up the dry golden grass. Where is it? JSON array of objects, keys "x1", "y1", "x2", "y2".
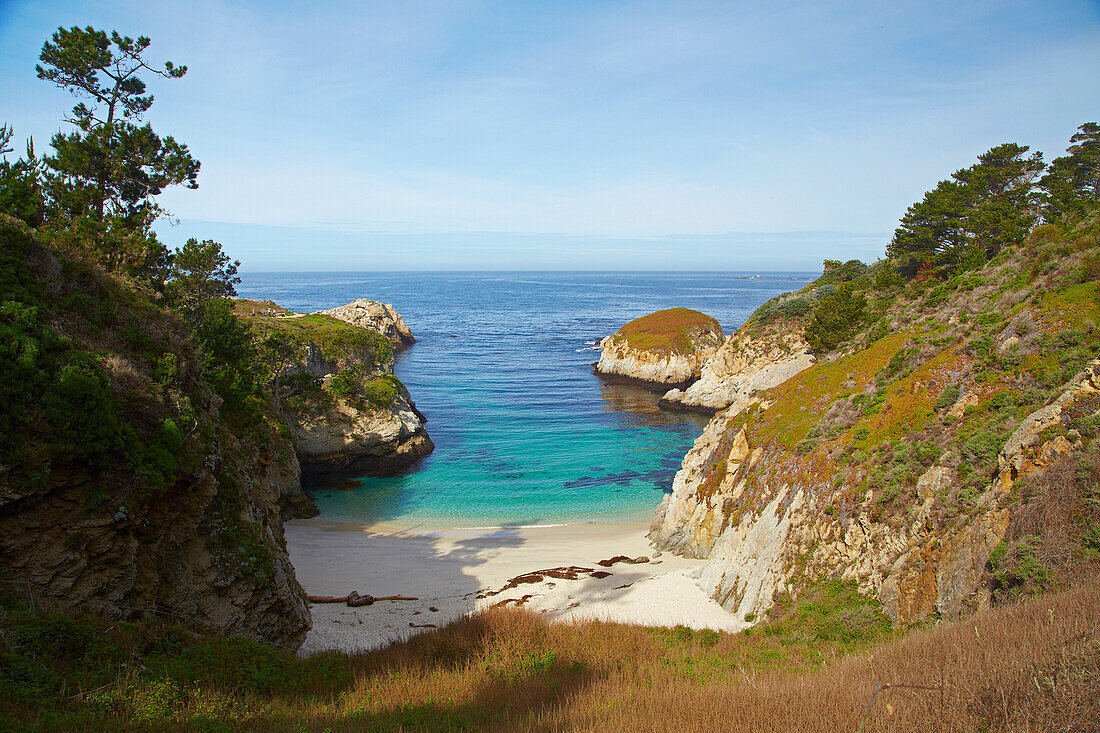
[
  {"x1": 4, "y1": 566, "x2": 1093, "y2": 731},
  {"x1": 276, "y1": 580, "x2": 1094, "y2": 732},
  {"x1": 29, "y1": 577, "x2": 1087, "y2": 731}
]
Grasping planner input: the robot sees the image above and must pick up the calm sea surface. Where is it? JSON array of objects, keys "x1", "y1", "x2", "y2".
[{"x1": 237, "y1": 272, "x2": 811, "y2": 527}]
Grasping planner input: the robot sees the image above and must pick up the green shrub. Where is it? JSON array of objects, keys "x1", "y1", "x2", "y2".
[
  {"x1": 326, "y1": 368, "x2": 363, "y2": 400},
  {"x1": 934, "y1": 384, "x2": 960, "y2": 411},
  {"x1": 362, "y1": 374, "x2": 402, "y2": 408},
  {"x1": 804, "y1": 285, "x2": 868, "y2": 354}
]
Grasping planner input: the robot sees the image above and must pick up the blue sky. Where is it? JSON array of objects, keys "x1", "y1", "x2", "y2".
[{"x1": 1, "y1": 1, "x2": 1098, "y2": 271}]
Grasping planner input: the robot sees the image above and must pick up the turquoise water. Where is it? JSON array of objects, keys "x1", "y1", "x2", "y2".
[{"x1": 237, "y1": 272, "x2": 810, "y2": 526}]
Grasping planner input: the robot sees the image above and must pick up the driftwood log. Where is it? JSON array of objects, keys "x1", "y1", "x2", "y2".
[{"x1": 307, "y1": 592, "x2": 419, "y2": 607}]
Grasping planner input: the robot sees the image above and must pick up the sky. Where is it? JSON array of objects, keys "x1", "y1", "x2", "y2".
[{"x1": 1, "y1": 1, "x2": 1098, "y2": 271}]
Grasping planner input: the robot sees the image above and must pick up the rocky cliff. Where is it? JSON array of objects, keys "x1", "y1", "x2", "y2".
[
  {"x1": 318, "y1": 299, "x2": 416, "y2": 350},
  {"x1": 287, "y1": 383, "x2": 433, "y2": 476},
  {"x1": 650, "y1": 221, "x2": 1100, "y2": 627},
  {"x1": 0, "y1": 220, "x2": 310, "y2": 648},
  {"x1": 660, "y1": 329, "x2": 815, "y2": 412},
  {"x1": 596, "y1": 308, "x2": 723, "y2": 389},
  {"x1": 238, "y1": 301, "x2": 433, "y2": 478}
]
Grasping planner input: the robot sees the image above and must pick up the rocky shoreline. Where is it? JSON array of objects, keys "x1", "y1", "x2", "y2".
[{"x1": 658, "y1": 330, "x2": 815, "y2": 412}]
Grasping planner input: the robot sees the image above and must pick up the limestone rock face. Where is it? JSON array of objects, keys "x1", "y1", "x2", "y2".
[
  {"x1": 660, "y1": 330, "x2": 814, "y2": 412},
  {"x1": 596, "y1": 308, "x2": 724, "y2": 389},
  {"x1": 318, "y1": 299, "x2": 416, "y2": 349}
]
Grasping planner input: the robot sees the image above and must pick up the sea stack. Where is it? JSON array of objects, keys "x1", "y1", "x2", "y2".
[{"x1": 595, "y1": 308, "x2": 723, "y2": 390}]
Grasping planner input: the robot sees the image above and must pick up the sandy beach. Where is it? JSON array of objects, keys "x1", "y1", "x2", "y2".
[{"x1": 285, "y1": 518, "x2": 745, "y2": 655}]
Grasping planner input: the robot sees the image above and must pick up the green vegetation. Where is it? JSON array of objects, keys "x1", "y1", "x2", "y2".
[
  {"x1": 1038, "y1": 122, "x2": 1100, "y2": 222},
  {"x1": 610, "y1": 307, "x2": 721, "y2": 354},
  {"x1": 36, "y1": 25, "x2": 198, "y2": 270},
  {"x1": 0, "y1": 126, "x2": 44, "y2": 228},
  {"x1": 325, "y1": 369, "x2": 403, "y2": 409},
  {"x1": 164, "y1": 237, "x2": 241, "y2": 316},
  {"x1": 1, "y1": 219, "x2": 195, "y2": 497},
  {"x1": 802, "y1": 285, "x2": 868, "y2": 353},
  {"x1": 246, "y1": 312, "x2": 392, "y2": 366},
  {"x1": 887, "y1": 143, "x2": 1044, "y2": 277}
]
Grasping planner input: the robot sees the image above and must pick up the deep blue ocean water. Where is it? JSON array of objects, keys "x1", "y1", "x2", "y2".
[{"x1": 237, "y1": 272, "x2": 811, "y2": 527}]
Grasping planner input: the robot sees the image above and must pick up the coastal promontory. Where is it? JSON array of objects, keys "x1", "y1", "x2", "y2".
[
  {"x1": 235, "y1": 299, "x2": 433, "y2": 481},
  {"x1": 595, "y1": 308, "x2": 723, "y2": 389}
]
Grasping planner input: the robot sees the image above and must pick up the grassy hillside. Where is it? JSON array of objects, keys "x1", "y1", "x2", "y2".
[
  {"x1": 656, "y1": 209, "x2": 1100, "y2": 634},
  {"x1": 724, "y1": 215, "x2": 1098, "y2": 528}
]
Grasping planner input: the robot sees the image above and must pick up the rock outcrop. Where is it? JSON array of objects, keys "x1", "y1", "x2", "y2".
[
  {"x1": 0, "y1": 421, "x2": 313, "y2": 649},
  {"x1": 596, "y1": 308, "x2": 723, "y2": 389},
  {"x1": 318, "y1": 299, "x2": 416, "y2": 349},
  {"x1": 995, "y1": 357, "x2": 1099, "y2": 489},
  {"x1": 246, "y1": 300, "x2": 434, "y2": 477},
  {"x1": 289, "y1": 385, "x2": 434, "y2": 475},
  {"x1": 659, "y1": 330, "x2": 815, "y2": 412}
]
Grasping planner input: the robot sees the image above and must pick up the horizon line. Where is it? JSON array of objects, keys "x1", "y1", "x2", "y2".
[{"x1": 236, "y1": 268, "x2": 827, "y2": 275}]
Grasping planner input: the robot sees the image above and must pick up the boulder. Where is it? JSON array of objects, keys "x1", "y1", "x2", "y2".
[{"x1": 318, "y1": 299, "x2": 416, "y2": 349}]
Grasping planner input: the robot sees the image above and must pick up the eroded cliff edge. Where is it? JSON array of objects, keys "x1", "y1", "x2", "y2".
[
  {"x1": 649, "y1": 228, "x2": 1100, "y2": 627},
  {"x1": 659, "y1": 327, "x2": 814, "y2": 412},
  {"x1": 596, "y1": 307, "x2": 723, "y2": 390}
]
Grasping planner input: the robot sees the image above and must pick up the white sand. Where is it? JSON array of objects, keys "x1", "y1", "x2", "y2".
[{"x1": 285, "y1": 518, "x2": 745, "y2": 655}]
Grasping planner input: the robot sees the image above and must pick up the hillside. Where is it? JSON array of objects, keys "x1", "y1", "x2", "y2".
[
  {"x1": 651, "y1": 215, "x2": 1100, "y2": 624},
  {"x1": 0, "y1": 216, "x2": 311, "y2": 647}
]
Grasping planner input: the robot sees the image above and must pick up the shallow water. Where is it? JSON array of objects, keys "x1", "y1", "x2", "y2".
[{"x1": 237, "y1": 271, "x2": 810, "y2": 526}]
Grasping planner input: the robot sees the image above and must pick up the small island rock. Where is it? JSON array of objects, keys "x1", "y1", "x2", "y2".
[{"x1": 595, "y1": 308, "x2": 723, "y2": 390}]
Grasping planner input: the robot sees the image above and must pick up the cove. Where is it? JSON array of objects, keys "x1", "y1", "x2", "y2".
[{"x1": 237, "y1": 271, "x2": 811, "y2": 526}]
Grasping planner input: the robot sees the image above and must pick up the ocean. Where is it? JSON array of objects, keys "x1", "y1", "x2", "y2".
[{"x1": 237, "y1": 271, "x2": 812, "y2": 527}]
